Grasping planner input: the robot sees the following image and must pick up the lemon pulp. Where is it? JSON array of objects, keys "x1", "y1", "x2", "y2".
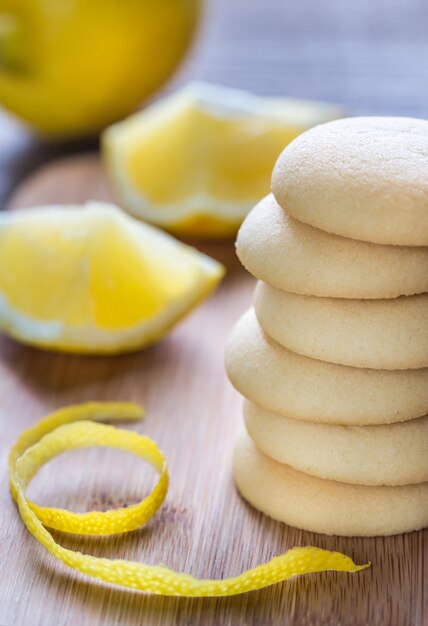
[
  {"x1": 0, "y1": 203, "x2": 224, "y2": 352},
  {"x1": 103, "y1": 82, "x2": 343, "y2": 238}
]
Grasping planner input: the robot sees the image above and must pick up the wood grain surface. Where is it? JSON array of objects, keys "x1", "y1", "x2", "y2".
[
  {"x1": 0, "y1": 155, "x2": 427, "y2": 626},
  {"x1": 1, "y1": 0, "x2": 428, "y2": 624}
]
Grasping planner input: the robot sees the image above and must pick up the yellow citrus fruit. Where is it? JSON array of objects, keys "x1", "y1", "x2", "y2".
[
  {"x1": 0, "y1": 0, "x2": 200, "y2": 137},
  {"x1": 103, "y1": 82, "x2": 343, "y2": 239},
  {"x1": 0, "y1": 203, "x2": 224, "y2": 353}
]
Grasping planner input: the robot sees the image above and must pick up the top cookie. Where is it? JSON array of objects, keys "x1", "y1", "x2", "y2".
[{"x1": 272, "y1": 116, "x2": 428, "y2": 246}]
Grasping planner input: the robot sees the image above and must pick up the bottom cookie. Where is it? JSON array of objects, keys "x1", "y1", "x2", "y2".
[{"x1": 233, "y1": 430, "x2": 428, "y2": 536}]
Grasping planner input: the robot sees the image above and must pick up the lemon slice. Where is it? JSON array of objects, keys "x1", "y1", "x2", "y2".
[
  {"x1": 0, "y1": 203, "x2": 224, "y2": 353},
  {"x1": 9, "y1": 402, "x2": 368, "y2": 596},
  {"x1": 102, "y1": 82, "x2": 343, "y2": 238}
]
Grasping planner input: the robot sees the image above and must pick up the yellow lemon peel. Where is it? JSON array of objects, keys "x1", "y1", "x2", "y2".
[{"x1": 9, "y1": 402, "x2": 369, "y2": 597}]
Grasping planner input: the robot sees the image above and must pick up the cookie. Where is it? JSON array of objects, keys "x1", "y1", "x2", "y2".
[
  {"x1": 236, "y1": 195, "x2": 428, "y2": 299},
  {"x1": 234, "y1": 430, "x2": 428, "y2": 536},
  {"x1": 254, "y1": 282, "x2": 428, "y2": 370},
  {"x1": 225, "y1": 308, "x2": 428, "y2": 425},
  {"x1": 272, "y1": 116, "x2": 428, "y2": 246},
  {"x1": 244, "y1": 400, "x2": 428, "y2": 486}
]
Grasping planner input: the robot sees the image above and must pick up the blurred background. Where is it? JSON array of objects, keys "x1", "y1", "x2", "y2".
[
  {"x1": 181, "y1": 0, "x2": 428, "y2": 115},
  {"x1": 1, "y1": 0, "x2": 427, "y2": 206}
]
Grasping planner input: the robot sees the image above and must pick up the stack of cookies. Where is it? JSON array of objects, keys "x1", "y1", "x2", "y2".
[{"x1": 226, "y1": 117, "x2": 428, "y2": 536}]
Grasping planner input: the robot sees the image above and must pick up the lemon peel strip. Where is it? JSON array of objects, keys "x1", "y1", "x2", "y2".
[{"x1": 9, "y1": 402, "x2": 369, "y2": 597}]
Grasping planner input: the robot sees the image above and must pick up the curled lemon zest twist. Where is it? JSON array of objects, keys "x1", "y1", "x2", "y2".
[{"x1": 9, "y1": 402, "x2": 369, "y2": 597}]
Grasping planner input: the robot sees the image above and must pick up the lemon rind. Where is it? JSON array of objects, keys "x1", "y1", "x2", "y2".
[{"x1": 9, "y1": 402, "x2": 369, "y2": 596}]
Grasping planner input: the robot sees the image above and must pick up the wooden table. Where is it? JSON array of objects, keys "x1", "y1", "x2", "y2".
[{"x1": 0, "y1": 1, "x2": 427, "y2": 625}]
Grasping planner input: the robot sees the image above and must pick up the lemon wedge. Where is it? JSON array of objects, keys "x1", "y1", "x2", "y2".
[
  {"x1": 0, "y1": 203, "x2": 224, "y2": 353},
  {"x1": 102, "y1": 82, "x2": 343, "y2": 238}
]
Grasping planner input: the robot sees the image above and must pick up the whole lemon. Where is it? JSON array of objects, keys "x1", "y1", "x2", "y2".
[{"x1": 0, "y1": 0, "x2": 200, "y2": 138}]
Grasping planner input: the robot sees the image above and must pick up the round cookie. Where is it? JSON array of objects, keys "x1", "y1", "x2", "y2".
[
  {"x1": 234, "y1": 430, "x2": 428, "y2": 536},
  {"x1": 272, "y1": 116, "x2": 428, "y2": 246},
  {"x1": 236, "y1": 195, "x2": 428, "y2": 299},
  {"x1": 225, "y1": 308, "x2": 428, "y2": 425},
  {"x1": 243, "y1": 400, "x2": 428, "y2": 486},
  {"x1": 254, "y1": 282, "x2": 428, "y2": 370}
]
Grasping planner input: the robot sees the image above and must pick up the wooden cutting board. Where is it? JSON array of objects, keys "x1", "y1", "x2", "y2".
[{"x1": 0, "y1": 154, "x2": 426, "y2": 626}]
